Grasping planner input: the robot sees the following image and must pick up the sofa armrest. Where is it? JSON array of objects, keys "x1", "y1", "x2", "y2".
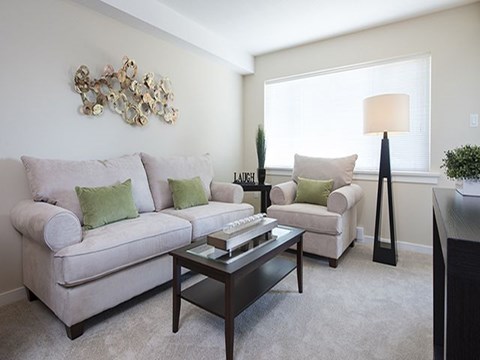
[
  {"x1": 210, "y1": 182, "x2": 244, "y2": 204},
  {"x1": 10, "y1": 200, "x2": 82, "y2": 252},
  {"x1": 327, "y1": 183, "x2": 364, "y2": 215},
  {"x1": 270, "y1": 181, "x2": 297, "y2": 205}
]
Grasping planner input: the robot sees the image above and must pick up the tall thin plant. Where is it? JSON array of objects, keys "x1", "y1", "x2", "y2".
[{"x1": 256, "y1": 125, "x2": 266, "y2": 169}]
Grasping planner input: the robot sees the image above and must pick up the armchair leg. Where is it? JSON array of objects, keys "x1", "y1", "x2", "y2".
[
  {"x1": 66, "y1": 322, "x2": 84, "y2": 340},
  {"x1": 350, "y1": 240, "x2": 355, "y2": 248},
  {"x1": 25, "y1": 288, "x2": 38, "y2": 302},
  {"x1": 329, "y1": 259, "x2": 338, "y2": 268}
]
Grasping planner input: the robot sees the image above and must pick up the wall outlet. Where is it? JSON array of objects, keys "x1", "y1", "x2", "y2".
[{"x1": 470, "y1": 113, "x2": 479, "y2": 128}]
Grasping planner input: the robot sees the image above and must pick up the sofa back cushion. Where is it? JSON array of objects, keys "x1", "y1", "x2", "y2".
[
  {"x1": 21, "y1": 154, "x2": 155, "y2": 223},
  {"x1": 141, "y1": 153, "x2": 214, "y2": 211},
  {"x1": 292, "y1": 153, "x2": 358, "y2": 191}
]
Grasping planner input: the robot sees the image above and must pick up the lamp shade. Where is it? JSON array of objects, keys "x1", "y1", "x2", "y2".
[{"x1": 363, "y1": 94, "x2": 410, "y2": 135}]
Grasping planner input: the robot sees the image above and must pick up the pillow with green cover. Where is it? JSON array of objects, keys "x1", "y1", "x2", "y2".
[
  {"x1": 75, "y1": 179, "x2": 139, "y2": 230},
  {"x1": 294, "y1": 177, "x2": 334, "y2": 206},
  {"x1": 168, "y1": 176, "x2": 209, "y2": 210}
]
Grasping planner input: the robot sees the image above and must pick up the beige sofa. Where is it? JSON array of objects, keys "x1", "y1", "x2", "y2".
[
  {"x1": 10, "y1": 153, "x2": 253, "y2": 339},
  {"x1": 267, "y1": 154, "x2": 364, "y2": 268}
]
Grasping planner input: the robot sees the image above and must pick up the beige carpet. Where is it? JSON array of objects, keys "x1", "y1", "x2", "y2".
[{"x1": 0, "y1": 243, "x2": 432, "y2": 360}]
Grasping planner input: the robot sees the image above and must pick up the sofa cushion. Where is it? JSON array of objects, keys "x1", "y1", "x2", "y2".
[
  {"x1": 161, "y1": 201, "x2": 254, "y2": 239},
  {"x1": 141, "y1": 153, "x2": 214, "y2": 211},
  {"x1": 267, "y1": 203, "x2": 342, "y2": 235},
  {"x1": 22, "y1": 154, "x2": 155, "y2": 223},
  {"x1": 168, "y1": 177, "x2": 209, "y2": 210},
  {"x1": 76, "y1": 179, "x2": 139, "y2": 229},
  {"x1": 292, "y1": 154, "x2": 358, "y2": 191},
  {"x1": 54, "y1": 213, "x2": 191, "y2": 287}
]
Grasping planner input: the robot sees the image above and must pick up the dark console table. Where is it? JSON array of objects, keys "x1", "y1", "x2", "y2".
[
  {"x1": 433, "y1": 188, "x2": 480, "y2": 359},
  {"x1": 235, "y1": 183, "x2": 272, "y2": 213}
]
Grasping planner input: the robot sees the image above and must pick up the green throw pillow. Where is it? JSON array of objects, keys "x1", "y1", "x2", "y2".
[
  {"x1": 75, "y1": 179, "x2": 139, "y2": 230},
  {"x1": 168, "y1": 176, "x2": 208, "y2": 210},
  {"x1": 294, "y1": 177, "x2": 334, "y2": 206}
]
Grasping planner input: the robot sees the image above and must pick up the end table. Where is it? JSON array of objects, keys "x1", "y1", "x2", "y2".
[{"x1": 235, "y1": 183, "x2": 272, "y2": 213}]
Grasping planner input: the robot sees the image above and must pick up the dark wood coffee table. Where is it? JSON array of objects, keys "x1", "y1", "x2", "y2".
[{"x1": 169, "y1": 225, "x2": 304, "y2": 360}]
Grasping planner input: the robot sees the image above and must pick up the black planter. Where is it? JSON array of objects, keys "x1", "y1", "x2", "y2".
[{"x1": 257, "y1": 168, "x2": 266, "y2": 184}]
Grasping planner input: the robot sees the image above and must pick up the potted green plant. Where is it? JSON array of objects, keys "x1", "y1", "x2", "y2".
[
  {"x1": 441, "y1": 144, "x2": 480, "y2": 196},
  {"x1": 256, "y1": 125, "x2": 266, "y2": 184}
]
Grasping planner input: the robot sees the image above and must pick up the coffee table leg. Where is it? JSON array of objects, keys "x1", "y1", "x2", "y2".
[
  {"x1": 225, "y1": 277, "x2": 234, "y2": 360},
  {"x1": 172, "y1": 257, "x2": 181, "y2": 333},
  {"x1": 297, "y1": 236, "x2": 303, "y2": 293}
]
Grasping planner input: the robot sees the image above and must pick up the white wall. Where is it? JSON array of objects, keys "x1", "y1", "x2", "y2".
[
  {"x1": 0, "y1": 0, "x2": 243, "y2": 300},
  {"x1": 243, "y1": 4, "x2": 480, "y2": 248}
]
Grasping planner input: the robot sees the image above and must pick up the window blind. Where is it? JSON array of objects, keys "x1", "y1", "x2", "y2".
[{"x1": 264, "y1": 54, "x2": 431, "y2": 171}]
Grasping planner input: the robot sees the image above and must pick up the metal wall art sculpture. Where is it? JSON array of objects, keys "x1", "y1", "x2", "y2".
[{"x1": 74, "y1": 56, "x2": 178, "y2": 126}]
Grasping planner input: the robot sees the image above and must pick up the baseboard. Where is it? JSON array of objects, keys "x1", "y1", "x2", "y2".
[
  {"x1": 0, "y1": 287, "x2": 26, "y2": 307},
  {"x1": 357, "y1": 235, "x2": 432, "y2": 255}
]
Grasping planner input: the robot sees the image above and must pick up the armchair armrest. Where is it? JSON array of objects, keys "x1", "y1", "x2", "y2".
[
  {"x1": 210, "y1": 182, "x2": 244, "y2": 204},
  {"x1": 10, "y1": 200, "x2": 82, "y2": 252},
  {"x1": 327, "y1": 183, "x2": 364, "y2": 215},
  {"x1": 270, "y1": 181, "x2": 297, "y2": 205}
]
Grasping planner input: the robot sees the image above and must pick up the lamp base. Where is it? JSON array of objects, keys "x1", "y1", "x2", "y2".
[
  {"x1": 373, "y1": 240, "x2": 397, "y2": 266},
  {"x1": 372, "y1": 132, "x2": 397, "y2": 266}
]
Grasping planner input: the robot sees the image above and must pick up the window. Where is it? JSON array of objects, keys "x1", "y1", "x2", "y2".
[{"x1": 264, "y1": 54, "x2": 431, "y2": 172}]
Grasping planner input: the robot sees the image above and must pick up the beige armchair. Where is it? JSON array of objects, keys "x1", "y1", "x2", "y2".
[{"x1": 267, "y1": 154, "x2": 364, "y2": 268}]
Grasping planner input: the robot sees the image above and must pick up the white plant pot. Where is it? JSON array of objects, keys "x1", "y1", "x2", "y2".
[{"x1": 456, "y1": 179, "x2": 480, "y2": 197}]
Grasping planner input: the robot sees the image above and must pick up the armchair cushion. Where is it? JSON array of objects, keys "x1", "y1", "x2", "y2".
[
  {"x1": 267, "y1": 203, "x2": 341, "y2": 236},
  {"x1": 295, "y1": 177, "x2": 333, "y2": 206},
  {"x1": 292, "y1": 154, "x2": 358, "y2": 190}
]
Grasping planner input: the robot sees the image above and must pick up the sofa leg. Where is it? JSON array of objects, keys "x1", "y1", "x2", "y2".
[
  {"x1": 25, "y1": 288, "x2": 38, "y2": 302},
  {"x1": 66, "y1": 322, "x2": 84, "y2": 340},
  {"x1": 350, "y1": 240, "x2": 355, "y2": 248},
  {"x1": 329, "y1": 259, "x2": 338, "y2": 268}
]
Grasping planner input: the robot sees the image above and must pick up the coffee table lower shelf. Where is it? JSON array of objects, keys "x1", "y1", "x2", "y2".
[{"x1": 181, "y1": 257, "x2": 296, "y2": 318}]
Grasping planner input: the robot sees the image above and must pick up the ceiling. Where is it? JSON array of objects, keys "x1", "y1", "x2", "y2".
[{"x1": 82, "y1": 0, "x2": 478, "y2": 74}]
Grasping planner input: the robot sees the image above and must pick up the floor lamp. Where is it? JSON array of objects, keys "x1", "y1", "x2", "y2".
[{"x1": 363, "y1": 94, "x2": 410, "y2": 266}]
